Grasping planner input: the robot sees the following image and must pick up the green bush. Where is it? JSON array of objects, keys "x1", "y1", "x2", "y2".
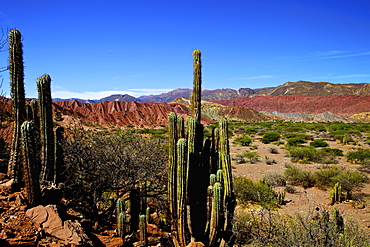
[
  {"x1": 261, "y1": 131, "x2": 281, "y2": 144},
  {"x1": 236, "y1": 150, "x2": 260, "y2": 163},
  {"x1": 321, "y1": 148, "x2": 343, "y2": 156},
  {"x1": 284, "y1": 132, "x2": 311, "y2": 140},
  {"x1": 233, "y1": 135, "x2": 253, "y2": 146},
  {"x1": 284, "y1": 165, "x2": 315, "y2": 188},
  {"x1": 346, "y1": 149, "x2": 370, "y2": 164},
  {"x1": 314, "y1": 166, "x2": 342, "y2": 189},
  {"x1": 310, "y1": 139, "x2": 329, "y2": 148},
  {"x1": 234, "y1": 176, "x2": 279, "y2": 208},
  {"x1": 287, "y1": 136, "x2": 307, "y2": 146},
  {"x1": 287, "y1": 146, "x2": 338, "y2": 164}
]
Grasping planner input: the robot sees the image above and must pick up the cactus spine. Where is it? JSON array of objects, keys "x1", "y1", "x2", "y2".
[
  {"x1": 21, "y1": 121, "x2": 41, "y2": 206},
  {"x1": 168, "y1": 50, "x2": 235, "y2": 247},
  {"x1": 37, "y1": 74, "x2": 55, "y2": 181},
  {"x1": 8, "y1": 29, "x2": 26, "y2": 186}
]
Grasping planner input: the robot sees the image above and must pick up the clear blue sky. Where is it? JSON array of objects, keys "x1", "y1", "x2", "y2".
[{"x1": 0, "y1": 0, "x2": 369, "y2": 99}]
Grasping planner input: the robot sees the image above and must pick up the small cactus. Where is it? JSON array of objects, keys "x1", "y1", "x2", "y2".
[
  {"x1": 330, "y1": 182, "x2": 342, "y2": 205},
  {"x1": 139, "y1": 215, "x2": 147, "y2": 246}
]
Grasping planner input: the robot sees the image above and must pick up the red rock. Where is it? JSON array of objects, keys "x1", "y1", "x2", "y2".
[
  {"x1": 147, "y1": 223, "x2": 162, "y2": 237},
  {"x1": 26, "y1": 205, "x2": 93, "y2": 246},
  {"x1": 0, "y1": 180, "x2": 14, "y2": 192}
]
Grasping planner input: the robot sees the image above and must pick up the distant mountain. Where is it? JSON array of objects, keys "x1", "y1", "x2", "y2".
[
  {"x1": 53, "y1": 94, "x2": 140, "y2": 104},
  {"x1": 99, "y1": 94, "x2": 141, "y2": 103},
  {"x1": 52, "y1": 81, "x2": 370, "y2": 104},
  {"x1": 269, "y1": 81, "x2": 368, "y2": 96},
  {"x1": 138, "y1": 88, "x2": 192, "y2": 103}
]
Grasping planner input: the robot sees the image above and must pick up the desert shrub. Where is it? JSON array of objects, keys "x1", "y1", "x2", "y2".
[
  {"x1": 314, "y1": 166, "x2": 342, "y2": 189},
  {"x1": 261, "y1": 131, "x2": 281, "y2": 144},
  {"x1": 233, "y1": 207, "x2": 370, "y2": 246},
  {"x1": 332, "y1": 170, "x2": 368, "y2": 199},
  {"x1": 321, "y1": 147, "x2": 343, "y2": 156},
  {"x1": 287, "y1": 146, "x2": 337, "y2": 164},
  {"x1": 233, "y1": 177, "x2": 278, "y2": 208},
  {"x1": 264, "y1": 172, "x2": 286, "y2": 187},
  {"x1": 249, "y1": 145, "x2": 258, "y2": 150},
  {"x1": 284, "y1": 165, "x2": 315, "y2": 188},
  {"x1": 62, "y1": 128, "x2": 168, "y2": 218},
  {"x1": 233, "y1": 135, "x2": 253, "y2": 146},
  {"x1": 284, "y1": 132, "x2": 311, "y2": 140},
  {"x1": 237, "y1": 150, "x2": 260, "y2": 164},
  {"x1": 287, "y1": 146, "x2": 319, "y2": 163},
  {"x1": 346, "y1": 149, "x2": 370, "y2": 164},
  {"x1": 286, "y1": 136, "x2": 307, "y2": 146},
  {"x1": 310, "y1": 139, "x2": 329, "y2": 148}
]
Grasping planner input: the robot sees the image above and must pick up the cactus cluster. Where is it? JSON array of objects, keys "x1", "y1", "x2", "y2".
[
  {"x1": 168, "y1": 50, "x2": 236, "y2": 247},
  {"x1": 330, "y1": 182, "x2": 342, "y2": 205},
  {"x1": 7, "y1": 29, "x2": 64, "y2": 206}
]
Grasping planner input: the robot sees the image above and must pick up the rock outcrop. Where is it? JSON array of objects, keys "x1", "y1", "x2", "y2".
[{"x1": 26, "y1": 205, "x2": 93, "y2": 246}]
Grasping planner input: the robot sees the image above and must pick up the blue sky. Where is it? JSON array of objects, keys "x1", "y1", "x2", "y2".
[{"x1": 0, "y1": 0, "x2": 370, "y2": 99}]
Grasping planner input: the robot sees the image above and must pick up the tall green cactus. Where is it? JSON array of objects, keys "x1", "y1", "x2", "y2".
[
  {"x1": 37, "y1": 74, "x2": 55, "y2": 181},
  {"x1": 21, "y1": 121, "x2": 41, "y2": 206},
  {"x1": 176, "y1": 138, "x2": 187, "y2": 247},
  {"x1": 167, "y1": 49, "x2": 235, "y2": 247},
  {"x1": 7, "y1": 29, "x2": 26, "y2": 186},
  {"x1": 168, "y1": 112, "x2": 178, "y2": 221},
  {"x1": 191, "y1": 49, "x2": 202, "y2": 123}
]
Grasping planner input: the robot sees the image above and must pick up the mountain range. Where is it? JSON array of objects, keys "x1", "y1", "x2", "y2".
[{"x1": 53, "y1": 81, "x2": 370, "y2": 103}]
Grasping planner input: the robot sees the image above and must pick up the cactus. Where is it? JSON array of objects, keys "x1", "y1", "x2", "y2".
[
  {"x1": 332, "y1": 207, "x2": 344, "y2": 233},
  {"x1": 167, "y1": 50, "x2": 235, "y2": 247},
  {"x1": 168, "y1": 112, "x2": 178, "y2": 220},
  {"x1": 117, "y1": 212, "x2": 127, "y2": 238},
  {"x1": 176, "y1": 138, "x2": 187, "y2": 247},
  {"x1": 330, "y1": 182, "x2": 342, "y2": 205},
  {"x1": 7, "y1": 29, "x2": 26, "y2": 186},
  {"x1": 21, "y1": 121, "x2": 41, "y2": 206},
  {"x1": 276, "y1": 191, "x2": 286, "y2": 205},
  {"x1": 191, "y1": 49, "x2": 202, "y2": 123},
  {"x1": 209, "y1": 182, "x2": 224, "y2": 246},
  {"x1": 37, "y1": 74, "x2": 55, "y2": 182},
  {"x1": 139, "y1": 214, "x2": 147, "y2": 246},
  {"x1": 54, "y1": 126, "x2": 64, "y2": 184}
]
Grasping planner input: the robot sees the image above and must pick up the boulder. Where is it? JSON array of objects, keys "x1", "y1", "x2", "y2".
[{"x1": 26, "y1": 205, "x2": 92, "y2": 246}]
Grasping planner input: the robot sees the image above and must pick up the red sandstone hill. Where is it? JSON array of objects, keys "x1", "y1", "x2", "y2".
[
  {"x1": 212, "y1": 95, "x2": 370, "y2": 117},
  {"x1": 53, "y1": 100, "x2": 190, "y2": 127}
]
